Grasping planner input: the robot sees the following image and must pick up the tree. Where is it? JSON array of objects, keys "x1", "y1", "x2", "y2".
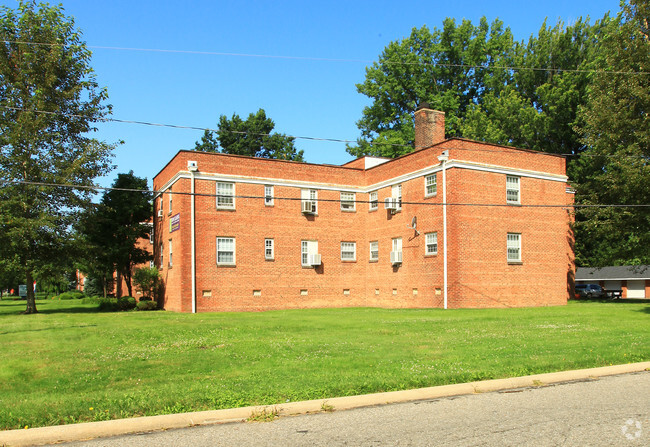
[
  {"x1": 0, "y1": 1, "x2": 117, "y2": 313},
  {"x1": 573, "y1": 0, "x2": 650, "y2": 266},
  {"x1": 133, "y1": 266, "x2": 161, "y2": 301},
  {"x1": 78, "y1": 172, "x2": 152, "y2": 298},
  {"x1": 348, "y1": 18, "x2": 516, "y2": 157},
  {"x1": 349, "y1": 15, "x2": 612, "y2": 158},
  {"x1": 194, "y1": 109, "x2": 304, "y2": 161}
]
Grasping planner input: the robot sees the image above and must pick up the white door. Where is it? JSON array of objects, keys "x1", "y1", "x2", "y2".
[{"x1": 627, "y1": 280, "x2": 646, "y2": 299}]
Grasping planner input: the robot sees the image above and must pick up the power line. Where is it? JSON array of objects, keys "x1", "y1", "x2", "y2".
[
  {"x1": 3, "y1": 40, "x2": 649, "y2": 76},
  {"x1": 3, "y1": 179, "x2": 649, "y2": 209},
  {"x1": 2, "y1": 105, "x2": 647, "y2": 160}
]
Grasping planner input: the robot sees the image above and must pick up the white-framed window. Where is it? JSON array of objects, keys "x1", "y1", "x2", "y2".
[
  {"x1": 216, "y1": 182, "x2": 235, "y2": 209},
  {"x1": 392, "y1": 184, "x2": 402, "y2": 211},
  {"x1": 264, "y1": 185, "x2": 274, "y2": 207},
  {"x1": 425, "y1": 174, "x2": 437, "y2": 197},
  {"x1": 217, "y1": 237, "x2": 236, "y2": 265},
  {"x1": 369, "y1": 241, "x2": 379, "y2": 262},
  {"x1": 340, "y1": 192, "x2": 356, "y2": 212},
  {"x1": 301, "y1": 240, "x2": 318, "y2": 266},
  {"x1": 507, "y1": 233, "x2": 521, "y2": 263},
  {"x1": 392, "y1": 237, "x2": 402, "y2": 252},
  {"x1": 265, "y1": 238, "x2": 274, "y2": 260},
  {"x1": 341, "y1": 242, "x2": 356, "y2": 261},
  {"x1": 425, "y1": 232, "x2": 438, "y2": 255},
  {"x1": 159, "y1": 243, "x2": 163, "y2": 269},
  {"x1": 159, "y1": 197, "x2": 163, "y2": 215},
  {"x1": 391, "y1": 237, "x2": 403, "y2": 264},
  {"x1": 168, "y1": 239, "x2": 173, "y2": 268},
  {"x1": 506, "y1": 176, "x2": 520, "y2": 204},
  {"x1": 301, "y1": 189, "x2": 318, "y2": 214},
  {"x1": 149, "y1": 260, "x2": 154, "y2": 269},
  {"x1": 168, "y1": 188, "x2": 173, "y2": 214},
  {"x1": 369, "y1": 191, "x2": 378, "y2": 211},
  {"x1": 148, "y1": 223, "x2": 154, "y2": 244}
]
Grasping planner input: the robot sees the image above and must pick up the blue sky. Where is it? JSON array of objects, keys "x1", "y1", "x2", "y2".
[{"x1": 5, "y1": 0, "x2": 621, "y2": 188}]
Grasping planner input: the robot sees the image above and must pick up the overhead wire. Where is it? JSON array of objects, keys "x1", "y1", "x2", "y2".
[
  {"x1": 1, "y1": 106, "x2": 648, "y2": 160},
  {"x1": 3, "y1": 179, "x2": 649, "y2": 209},
  {"x1": 2, "y1": 40, "x2": 650, "y2": 76}
]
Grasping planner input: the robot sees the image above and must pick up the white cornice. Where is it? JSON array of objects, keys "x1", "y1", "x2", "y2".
[{"x1": 155, "y1": 160, "x2": 568, "y2": 195}]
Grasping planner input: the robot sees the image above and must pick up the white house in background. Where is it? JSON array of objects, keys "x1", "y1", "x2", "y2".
[{"x1": 575, "y1": 265, "x2": 650, "y2": 299}]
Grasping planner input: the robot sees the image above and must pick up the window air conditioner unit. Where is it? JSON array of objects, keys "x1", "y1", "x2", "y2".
[
  {"x1": 390, "y1": 251, "x2": 402, "y2": 265},
  {"x1": 384, "y1": 197, "x2": 397, "y2": 210},
  {"x1": 157, "y1": 209, "x2": 164, "y2": 217},
  {"x1": 187, "y1": 160, "x2": 198, "y2": 172},
  {"x1": 309, "y1": 254, "x2": 322, "y2": 266},
  {"x1": 302, "y1": 200, "x2": 316, "y2": 214}
]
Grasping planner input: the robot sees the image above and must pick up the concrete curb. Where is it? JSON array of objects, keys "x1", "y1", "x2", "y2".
[{"x1": 2, "y1": 362, "x2": 649, "y2": 446}]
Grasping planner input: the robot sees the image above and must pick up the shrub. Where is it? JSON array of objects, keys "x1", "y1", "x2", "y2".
[
  {"x1": 81, "y1": 297, "x2": 101, "y2": 305},
  {"x1": 136, "y1": 300, "x2": 159, "y2": 311},
  {"x1": 53, "y1": 290, "x2": 85, "y2": 300},
  {"x1": 133, "y1": 267, "x2": 161, "y2": 301},
  {"x1": 97, "y1": 296, "x2": 137, "y2": 312}
]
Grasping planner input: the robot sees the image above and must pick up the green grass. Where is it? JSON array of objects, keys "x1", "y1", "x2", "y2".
[{"x1": 1, "y1": 299, "x2": 648, "y2": 430}]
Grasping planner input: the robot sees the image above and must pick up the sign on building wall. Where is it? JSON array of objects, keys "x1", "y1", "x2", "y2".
[{"x1": 170, "y1": 213, "x2": 180, "y2": 233}]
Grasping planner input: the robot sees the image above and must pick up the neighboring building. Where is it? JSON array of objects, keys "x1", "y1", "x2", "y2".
[
  {"x1": 76, "y1": 224, "x2": 154, "y2": 298},
  {"x1": 576, "y1": 266, "x2": 650, "y2": 299},
  {"x1": 153, "y1": 105, "x2": 575, "y2": 313}
]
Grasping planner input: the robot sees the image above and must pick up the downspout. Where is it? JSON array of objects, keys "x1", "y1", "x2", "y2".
[
  {"x1": 190, "y1": 168, "x2": 197, "y2": 314},
  {"x1": 437, "y1": 150, "x2": 449, "y2": 310}
]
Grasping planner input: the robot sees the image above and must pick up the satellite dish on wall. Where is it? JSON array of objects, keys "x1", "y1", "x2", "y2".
[{"x1": 408, "y1": 216, "x2": 420, "y2": 236}]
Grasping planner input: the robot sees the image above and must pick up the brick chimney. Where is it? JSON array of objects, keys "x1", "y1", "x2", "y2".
[{"x1": 414, "y1": 103, "x2": 446, "y2": 149}]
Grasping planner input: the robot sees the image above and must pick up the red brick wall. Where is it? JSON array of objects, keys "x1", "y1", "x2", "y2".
[{"x1": 153, "y1": 143, "x2": 572, "y2": 312}]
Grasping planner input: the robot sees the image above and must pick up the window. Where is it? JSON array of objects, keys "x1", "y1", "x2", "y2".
[
  {"x1": 159, "y1": 197, "x2": 163, "y2": 215},
  {"x1": 392, "y1": 184, "x2": 402, "y2": 211},
  {"x1": 159, "y1": 243, "x2": 163, "y2": 268},
  {"x1": 217, "y1": 182, "x2": 235, "y2": 209},
  {"x1": 264, "y1": 185, "x2": 274, "y2": 206},
  {"x1": 265, "y1": 238, "x2": 274, "y2": 260},
  {"x1": 340, "y1": 192, "x2": 356, "y2": 212},
  {"x1": 369, "y1": 191, "x2": 378, "y2": 211},
  {"x1": 168, "y1": 188, "x2": 172, "y2": 214},
  {"x1": 506, "y1": 176, "x2": 520, "y2": 204},
  {"x1": 149, "y1": 260, "x2": 154, "y2": 269},
  {"x1": 301, "y1": 189, "x2": 318, "y2": 214},
  {"x1": 391, "y1": 237, "x2": 403, "y2": 264},
  {"x1": 301, "y1": 240, "x2": 318, "y2": 266},
  {"x1": 148, "y1": 223, "x2": 154, "y2": 244},
  {"x1": 369, "y1": 241, "x2": 379, "y2": 262},
  {"x1": 168, "y1": 239, "x2": 173, "y2": 268},
  {"x1": 392, "y1": 237, "x2": 402, "y2": 252},
  {"x1": 426, "y1": 232, "x2": 438, "y2": 255},
  {"x1": 217, "y1": 237, "x2": 236, "y2": 265},
  {"x1": 341, "y1": 242, "x2": 356, "y2": 261},
  {"x1": 425, "y1": 174, "x2": 437, "y2": 197},
  {"x1": 507, "y1": 233, "x2": 521, "y2": 262}
]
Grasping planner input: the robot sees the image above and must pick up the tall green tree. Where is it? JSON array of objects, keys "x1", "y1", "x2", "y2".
[
  {"x1": 573, "y1": 0, "x2": 650, "y2": 266},
  {"x1": 78, "y1": 172, "x2": 152, "y2": 298},
  {"x1": 0, "y1": 1, "x2": 117, "y2": 313},
  {"x1": 195, "y1": 109, "x2": 304, "y2": 161},
  {"x1": 348, "y1": 18, "x2": 516, "y2": 157},
  {"x1": 349, "y1": 15, "x2": 612, "y2": 158}
]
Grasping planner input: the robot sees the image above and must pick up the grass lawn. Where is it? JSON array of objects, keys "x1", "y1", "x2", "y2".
[{"x1": 0, "y1": 299, "x2": 648, "y2": 430}]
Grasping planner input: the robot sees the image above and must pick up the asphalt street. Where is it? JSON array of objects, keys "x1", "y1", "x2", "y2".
[{"x1": 62, "y1": 372, "x2": 649, "y2": 447}]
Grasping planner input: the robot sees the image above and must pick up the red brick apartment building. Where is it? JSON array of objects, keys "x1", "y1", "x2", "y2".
[{"x1": 153, "y1": 105, "x2": 575, "y2": 312}]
